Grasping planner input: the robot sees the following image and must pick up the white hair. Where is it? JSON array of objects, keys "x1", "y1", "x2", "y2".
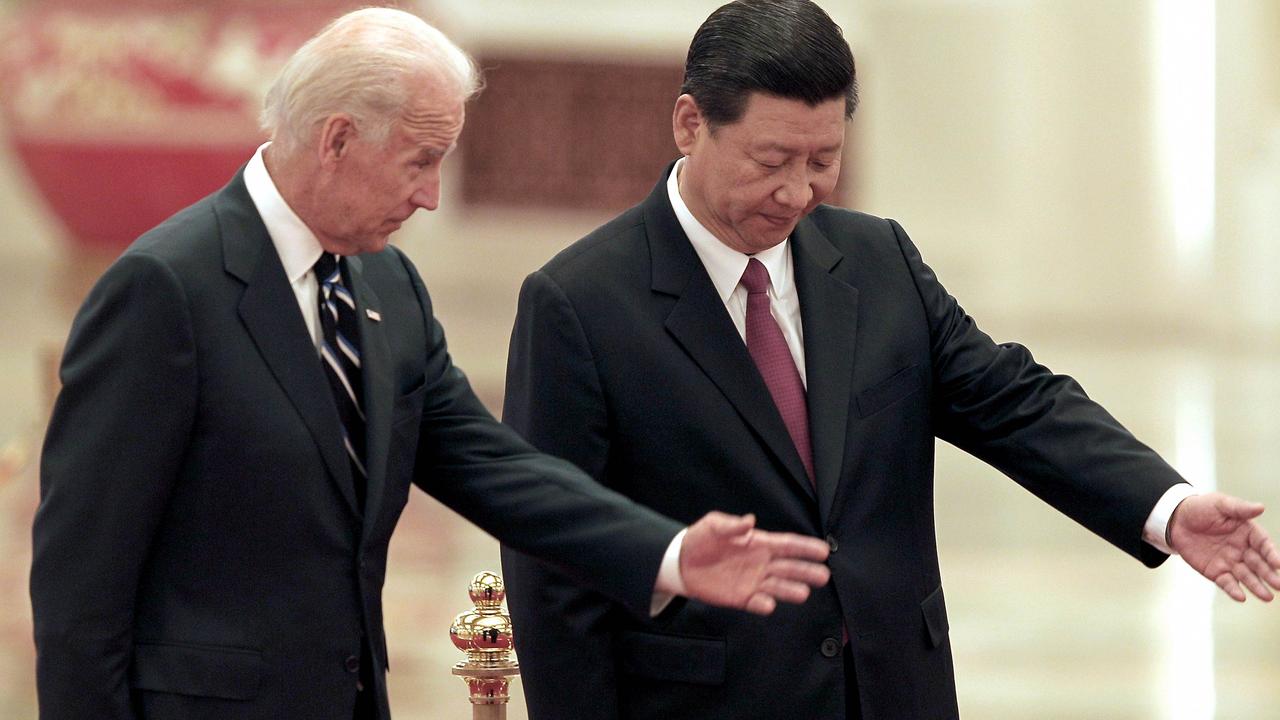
[{"x1": 260, "y1": 7, "x2": 480, "y2": 154}]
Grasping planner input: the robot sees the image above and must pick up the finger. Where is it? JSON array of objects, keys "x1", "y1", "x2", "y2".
[
  {"x1": 1243, "y1": 546, "x2": 1280, "y2": 591},
  {"x1": 753, "y1": 531, "x2": 830, "y2": 562},
  {"x1": 767, "y1": 558, "x2": 831, "y2": 587},
  {"x1": 1217, "y1": 495, "x2": 1265, "y2": 521},
  {"x1": 1254, "y1": 532, "x2": 1280, "y2": 573},
  {"x1": 757, "y1": 577, "x2": 813, "y2": 605},
  {"x1": 744, "y1": 593, "x2": 777, "y2": 616},
  {"x1": 703, "y1": 511, "x2": 755, "y2": 538},
  {"x1": 1215, "y1": 572, "x2": 1246, "y2": 602},
  {"x1": 1236, "y1": 563, "x2": 1275, "y2": 602}
]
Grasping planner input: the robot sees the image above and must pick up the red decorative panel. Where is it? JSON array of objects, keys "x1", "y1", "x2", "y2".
[{"x1": 461, "y1": 57, "x2": 685, "y2": 211}]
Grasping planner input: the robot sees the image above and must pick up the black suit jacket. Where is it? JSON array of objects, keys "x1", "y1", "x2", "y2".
[
  {"x1": 30, "y1": 169, "x2": 681, "y2": 720},
  {"x1": 501, "y1": 166, "x2": 1186, "y2": 719}
]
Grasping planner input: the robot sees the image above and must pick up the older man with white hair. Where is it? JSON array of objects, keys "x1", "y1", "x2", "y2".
[{"x1": 30, "y1": 8, "x2": 834, "y2": 720}]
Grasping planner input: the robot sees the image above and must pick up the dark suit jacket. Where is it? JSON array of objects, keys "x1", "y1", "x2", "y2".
[
  {"x1": 30, "y1": 169, "x2": 681, "y2": 720},
  {"x1": 501, "y1": 165, "x2": 1186, "y2": 720}
]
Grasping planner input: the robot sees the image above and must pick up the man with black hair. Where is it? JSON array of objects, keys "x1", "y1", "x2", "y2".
[{"x1": 500, "y1": 1, "x2": 1280, "y2": 718}]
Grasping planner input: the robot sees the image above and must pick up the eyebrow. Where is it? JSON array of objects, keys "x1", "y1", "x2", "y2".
[
  {"x1": 414, "y1": 144, "x2": 456, "y2": 160},
  {"x1": 754, "y1": 142, "x2": 843, "y2": 155}
]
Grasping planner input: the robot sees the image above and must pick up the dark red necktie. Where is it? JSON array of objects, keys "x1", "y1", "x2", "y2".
[
  {"x1": 741, "y1": 258, "x2": 814, "y2": 485},
  {"x1": 744, "y1": 259, "x2": 843, "y2": 644}
]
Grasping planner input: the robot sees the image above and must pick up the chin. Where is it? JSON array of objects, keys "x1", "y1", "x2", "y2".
[
  {"x1": 357, "y1": 235, "x2": 392, "y2": 255},
  {"x1": 753, "y1": 230, "x2": 794, "y2": 251}
]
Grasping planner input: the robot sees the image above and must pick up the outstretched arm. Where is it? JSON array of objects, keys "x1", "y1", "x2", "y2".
[{"x1": 1169, "y1": 492, "x2": 1280, "y2": 602}]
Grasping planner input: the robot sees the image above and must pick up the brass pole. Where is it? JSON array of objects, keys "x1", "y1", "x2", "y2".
[{"x1": 449, "y1": 571, "x2": 520, "y2": 720}]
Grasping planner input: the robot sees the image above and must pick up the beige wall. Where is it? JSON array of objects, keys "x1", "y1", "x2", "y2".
[{"x1": 852, "y1": 0, "x2": 1280, "y2": 345}]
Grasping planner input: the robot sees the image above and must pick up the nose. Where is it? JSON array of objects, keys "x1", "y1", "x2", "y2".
[
  {"x1": 773, "y1": 167, "x2": 814, "y2": 212},
  {"x1": 411, "y1": 172, "x2": 441, "y2": 211}
]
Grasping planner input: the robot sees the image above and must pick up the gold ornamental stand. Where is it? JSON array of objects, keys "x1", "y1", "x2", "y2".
[{"x1": 449, "y1": 572, "x2": 520, "y2": 720}]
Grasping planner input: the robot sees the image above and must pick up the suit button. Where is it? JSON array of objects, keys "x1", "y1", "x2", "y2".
[
  {"x1": 344, "y1": 655, "x2": 361, "y2": 673},
  {"x1": 820, "y1": 637, "x2": 841, "y2": 658},
  {"x1": 826, "y1": 535, "x2": 839, "y2": 553}
]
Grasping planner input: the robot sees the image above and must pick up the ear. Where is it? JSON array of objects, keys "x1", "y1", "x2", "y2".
[
  {"x1": 672, "y1": 94, "x2": 706, "y2": 156},
  {"x1": 317, "y1": 114, "x2": 358, "y2": 168}
]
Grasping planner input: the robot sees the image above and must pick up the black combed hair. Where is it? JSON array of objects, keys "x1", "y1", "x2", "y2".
[{"x1": 681, "y1": 0, "x2": 857, "y2": 126}]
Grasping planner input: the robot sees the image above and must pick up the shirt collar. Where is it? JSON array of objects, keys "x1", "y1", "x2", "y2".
[
  {"x1": 243, "y1": 142, "x2": 324, "y2": 284},
  {"x1": 666, "y1": 158, "x2": 793, "y2": 301}
]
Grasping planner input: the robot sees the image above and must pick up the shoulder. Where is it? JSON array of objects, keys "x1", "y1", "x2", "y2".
[
  {"x1": 805, "y1": 204, "x2": 923, "y2": 269},
  {"x1": 807, "y1": 204, "x2": 902, "y2": 245},
  {"x1": 89, "y1": 174, "x2": 262, "y2": 309},
  {"x1": 358, "y1": 243, "x2": 418, "y2": 285},
  {"x1": 127, "y1": 195, "x2": 222, "y2": 264},
  {"x1": 518, "y1": 204, "x2": 656, "y2": 313},
  {"x1": 116, "y1": 172, "x2": 258, "y2": 283},
  {"x1": 540, "y1": 204, "x2": 648, "y2": 283},
  {"x1": 79, "y1": 192, "x2": 226, "y2": 308}
]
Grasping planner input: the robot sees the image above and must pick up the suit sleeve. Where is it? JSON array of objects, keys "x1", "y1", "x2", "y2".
[
  {"x1": 399, "y1": 256, "x2": 680, "y2": 622},
  {"x1": 500, "y1": 269, "x2": 623, "y2": 720},
  {"x1": 890, "y1": 219, "x2": 1185, "y2": 566},
  {"x1": 31, "y1": 252, "x2": 197, "y2": 720}
]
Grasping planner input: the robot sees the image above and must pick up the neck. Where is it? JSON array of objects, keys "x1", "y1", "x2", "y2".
[
  {"x1": 262, "y1": 144, "x2": 307, "y2": 216},
  {"x1": 676, "y1": 167, "x2": 752, "y2": 255},
  {"x1": 262, "y1": 143, "x2": 337, "y2": 252}
]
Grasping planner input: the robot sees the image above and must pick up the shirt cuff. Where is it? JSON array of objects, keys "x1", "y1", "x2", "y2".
[
  {"x1": 650, "y1": 527, "x2": 688, "y2": 617},
  {"x1": 1143, "y1": 483, "x2": 1201, "y2": 555}
]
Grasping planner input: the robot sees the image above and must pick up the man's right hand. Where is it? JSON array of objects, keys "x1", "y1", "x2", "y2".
[
  {"x1": 1169, "y1": 492, "x2": 1280, "y2": 602},
  {"x1": 680, "y1": 511, "x2": 831, "y2": 615}
]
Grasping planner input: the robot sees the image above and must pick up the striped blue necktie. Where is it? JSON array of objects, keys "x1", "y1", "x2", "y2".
[{"x1": 314, "y1": 252, "x2": 367, "y2": 506}]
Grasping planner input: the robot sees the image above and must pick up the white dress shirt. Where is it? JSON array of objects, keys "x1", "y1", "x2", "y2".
[
  {"x1": 668, "y1": 158, "x2": 808, "y2": 386},
  {"x1": 243, "y1": 142, "x2": 326, "y2": 352},
  {"x1": 664, "y1": 158, "x2": 1194, "y2": 556}
]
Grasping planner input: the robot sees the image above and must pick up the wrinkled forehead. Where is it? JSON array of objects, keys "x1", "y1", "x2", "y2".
[{"x1": 396, "y1": 71, "x2": 467, "y2": 144}]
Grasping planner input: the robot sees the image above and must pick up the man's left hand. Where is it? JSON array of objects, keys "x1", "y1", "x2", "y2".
[
  {"x1": 1170, "y1": 492, "x2": 1280, "y2": 602},
  {"x1": 679, "y1": 512, "x2": 831, "y2": 615}
]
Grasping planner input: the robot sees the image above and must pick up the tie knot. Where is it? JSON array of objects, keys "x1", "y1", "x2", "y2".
[
  {"x1": 740, "y1": 258, "x2": 771, "y2": 295},
  {"x1": 314, "y1": 252, "x2": 341, "y2": 287}
]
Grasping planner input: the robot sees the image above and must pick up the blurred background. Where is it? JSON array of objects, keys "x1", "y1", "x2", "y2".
[{"x1": 0, "y1": 0, "x2": 1277, "y2": 717}]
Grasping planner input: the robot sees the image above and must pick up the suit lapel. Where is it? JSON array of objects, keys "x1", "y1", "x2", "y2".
[
  {"x1": 645, "y1": 173, "x2": 815, "y2": 501},
  {"x1": 792, "y1": 219, "x2": 858, "y2": 524},
  {"x1": 216, "y1": 172, "x2": 361, "y2": 517},
  {"x1": 345, "y1": 256, "x2": 392, "y2": 541}
]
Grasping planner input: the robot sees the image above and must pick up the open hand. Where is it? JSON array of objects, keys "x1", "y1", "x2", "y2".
[
  {"x1": 679, "y1": 511, "x2": 831, "y2": 615},
  {"x1": 1170, "y1": 492, "x2": 1280, "y2": 602}
]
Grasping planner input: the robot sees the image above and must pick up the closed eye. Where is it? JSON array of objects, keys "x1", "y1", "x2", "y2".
[{"x1": 411, "y1": 150, "x2": 448, "y2": 170}]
